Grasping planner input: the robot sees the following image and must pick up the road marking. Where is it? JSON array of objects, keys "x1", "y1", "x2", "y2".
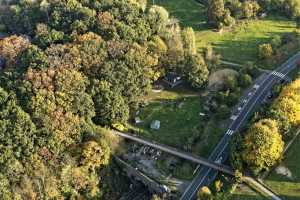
[
  {"x1": 271, "y1": 71, "x2": 285, "y2": 79},
  {"x1": 234, "y1": 65, "x2": 293, "y2": 130},
  {"x1": 215, "y1": 156, "x2": 223, "y2": 164},
  {"x1": 230, "y1": 115, "x2": 238, "y2": 120},
  {"x1": 184, "y1": 68, "x2": 292, "y2": 200},
  {"x1": 182, "y1": 53, "x2": 300, "y2": 200},
  {"x1": 226, "y1": 130, "x2": 234, "y2": 136}
]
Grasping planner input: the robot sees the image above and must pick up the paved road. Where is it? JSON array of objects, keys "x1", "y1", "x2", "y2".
[
  {"x1": 111, "y1": 130, "x2": 234, "y2": 175},
  {"x1": 180, "y1": 52, "x2": 300, "y2": 200},
  {"x1": 112, "y1": 130, "x2": 282, "y2": 199}
]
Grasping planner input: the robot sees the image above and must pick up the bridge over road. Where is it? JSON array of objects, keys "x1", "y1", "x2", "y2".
[
  {"x1": 111, "y1": 130, "x2": 282, "y2": 200},
  {"x1": 111, "y1": 130, "x2": 234, "y2": 176}
]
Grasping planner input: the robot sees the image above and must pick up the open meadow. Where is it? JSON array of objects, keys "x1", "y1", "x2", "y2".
[{"x1": 154, "y1": 0, "x2": 297, "y2": 64}]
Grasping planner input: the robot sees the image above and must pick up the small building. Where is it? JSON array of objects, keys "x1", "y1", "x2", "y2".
[
  {"x1": 163, "y1": 72, "x2": 183, "y2": 88},
  {"x1": 150, "y1": 120, "x2": 160, "y2": 130}
]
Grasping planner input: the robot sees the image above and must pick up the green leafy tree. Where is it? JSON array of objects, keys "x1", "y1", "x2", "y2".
[
  {"x1": 286, "y1": 0, "x2": 300, "y2": 18},
  {"x1": 258, "y1": 43, "x2": 273, "y2": 59},
  {"x1": 182, "y1": 27, "x2": 197, "y2": 55},
  {"x1": 182, "y1": 54, "x2": 209, "y2": 88},
  {"x1": 241, "y1": 1, "x2": 261, "y2": 18},
  {"x1": 208, "y1": 0, "x2": 225, "y2": 27},
  {"x1": 238, "y1": 73, "x2": 253, "y2": 88},
  {"x1": 90, "y1": 80, "x2": 129, "y2": 126}
]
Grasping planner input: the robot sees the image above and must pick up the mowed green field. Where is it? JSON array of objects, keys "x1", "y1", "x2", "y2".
[
  {"x1": 152, "y1": 0, "x2": 207, "y2": 30},
  {"x1": 129, "y1": 86, "x2": 226, "y2": 157},
  {"x1": 197, "y1": 16, "x2": 297, "y2": 63},
  {"x1": 229, "y1": 184, "x2": 268, "y2": 200},
  {"x1": 265, "y1": 134, "x2": 300, "y2": 200},
  {"x1": 152, "y1": 0, "x2": 297, "y2": 63}
]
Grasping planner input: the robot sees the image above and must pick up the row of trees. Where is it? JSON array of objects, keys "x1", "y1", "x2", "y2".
[
  {"x1": 207, "y1": 0, "x2": 261, "y2": 28},
  {"x1": 207, "y1": 0, "x2": 300, "y2": 29},
  {"x1": 231, "y1": 79, "x2": 300, "y2": 175}
]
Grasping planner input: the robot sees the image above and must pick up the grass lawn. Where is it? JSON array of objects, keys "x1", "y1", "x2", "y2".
[
  {"x1": 264, "y1": 134, "x2": 300, "y2": 200},
  {"x1": 128, "y1": 85, "x2": 227, "y2": 180},
  {"x1": 151, "y1": 0, "x2": 208, "y2": 30},
  {"x1": 153, "y1": 0, "x2": 297, "y2": 64},
  {"x1": 129, "y1": 85, "x2": 226, "y2": 157},
  {"x1": 228, "y1": 184, "x2": 268, "y2": 200}
]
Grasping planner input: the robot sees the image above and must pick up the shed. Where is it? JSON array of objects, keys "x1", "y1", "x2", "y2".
[
  {"x1": 163, "y1": 72, "x2": 183, "y2": 88},
  {"x1": 150, "y1": 120, "x2": 160, "y2": 130}
]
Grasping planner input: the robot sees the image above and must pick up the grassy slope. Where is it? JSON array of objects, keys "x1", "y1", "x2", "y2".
[
  {"x1": 129, "y1": 86, "x2": 227, "y2": 180},
  {"x1": 197, "y1": 16, "x2": 297, "y2": 63},
  {"x1": 130, "y1": 86, "x2": 226, "y2": 157},
  {"x1": 153, "y1": 0, "x2": 297, "y2": 63},
  {"x1": 264, "y1": 135, "x2": 300, "y2": 200},
  {"x1": 133, "y1": 95, "x2": 203, "y2": 147}
]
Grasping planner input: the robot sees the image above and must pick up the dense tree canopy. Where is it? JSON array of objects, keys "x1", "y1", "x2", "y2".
[
  {"x1": 0, "y1": 0, "x2": 211, "y2": 199},
  {"x1": 208, "y1": 0, "x2": 225, "y2": 27},
  {"x1": 270, "y1": 79, "x2": 300, "y2": 137}
]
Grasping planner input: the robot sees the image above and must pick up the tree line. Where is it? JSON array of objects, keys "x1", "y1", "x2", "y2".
[{"x1": 208, "y1": 0, "x2": 300, "y2": 29}]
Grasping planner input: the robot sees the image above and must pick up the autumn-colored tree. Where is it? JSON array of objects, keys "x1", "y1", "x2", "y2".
[
  {"x1": 270, "y1": 79, "x2": 300, "y2": 137},
  {"x1": 241, "y1": 119, "x2": 284, "y2": 174},
  {"x1": 214, "y1": 180, "x2": 223, "y2": 193},
  {"x1": 197, "y1": 186, "x2": 213, "y2": 200},
  {"x1": 258, "y1": 43, "x2": 273, "y2": 59},
  {"x1": 0, "y1": 35, "x2": 30, "y2": 67}
]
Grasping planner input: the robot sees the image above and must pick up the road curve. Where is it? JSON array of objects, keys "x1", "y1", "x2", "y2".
[{"x1": 181, "y1": 52, "x2": 300, "y2": 200}]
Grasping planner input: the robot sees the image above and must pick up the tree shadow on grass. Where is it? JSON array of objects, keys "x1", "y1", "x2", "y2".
[{"x1": 208, "y1": 30, "x2": 296, "y2": 63}]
